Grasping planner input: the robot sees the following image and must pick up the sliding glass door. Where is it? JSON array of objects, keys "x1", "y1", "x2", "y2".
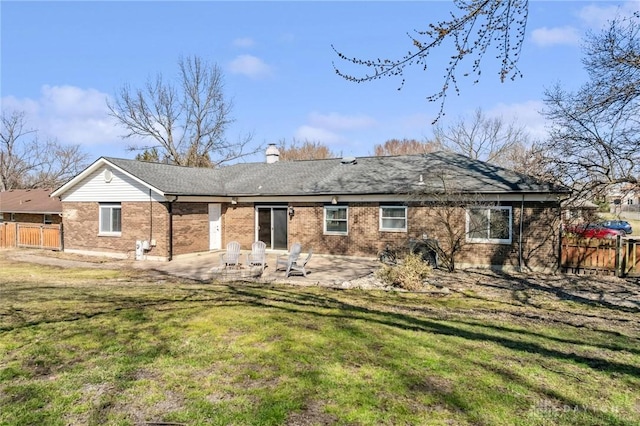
[{"x1": 257, "y1": 207, "x2": 288, "y2": 250}]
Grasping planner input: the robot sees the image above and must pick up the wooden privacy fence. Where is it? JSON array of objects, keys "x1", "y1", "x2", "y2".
[
  {"x1": 561, "y1": 236, "x2": 640, "y2": 277},
  {"x1": 0, "y1": 222, "x2": 62, "y2": 251}
]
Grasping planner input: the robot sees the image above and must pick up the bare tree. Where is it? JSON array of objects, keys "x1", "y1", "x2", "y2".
[
  {"x1": 333, "y1": 0, "x2": 528, "y2": 122},
  {"x1": 0, "y1": 111, "x2": 89, "y2": 191},
  {"x1": 408, "y1": 171, "x2": 509, "y2": 272},
  {"x1": 108, "y1": 55, "x2": 257, "y2": 167},
  {"x1": 433, "y1": 108, "x2": 530, "y2": 167},
  {"x1": 373, "y1": 138, "x2": 441, "y2": 156},
  {"x1": 276, "y1": 139, "x2": 339, "y2": 161},
  {"x1": 541, "y1": 13, "x2": 640, "y2": 202}
]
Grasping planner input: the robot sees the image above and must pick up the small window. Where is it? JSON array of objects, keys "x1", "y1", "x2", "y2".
[
  {"x1": 380, "y1": 206, "x2": 407, "y2": 232},
  {"x1": 466, "y1": 206, "x2": 512, "y2": 244},
  {"x1": 324, "y1": 205, "x2": 348, "y2": 235},
  {"x1": 10, "y1": 213, "x2": 16, "y2": 222},
  {"x1": 43, "y1": 214, "x2": 53, "y2": 225},
  {"x1": 99, "y1": 203, "x2": 122, "y2": 235},
  {"x1": 0, "y1": 213, "x2": 3, "y2": 223}
]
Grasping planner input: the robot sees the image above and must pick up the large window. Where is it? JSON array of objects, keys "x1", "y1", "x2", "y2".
[
  {"x1": 466, "y1": 206, "x2": 512, "y2": 244},
  {"x1": 380, "y1": 206, "x2": 407, "y2": 232},
  {"x1": 324, "y1": 205, "x2": 348, "y2": 235},
  {"x1": 99, "y1": 203, "x2": 122, "y2": 235}
]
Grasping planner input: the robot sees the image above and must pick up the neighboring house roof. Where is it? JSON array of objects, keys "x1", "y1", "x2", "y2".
[
  {"x1": 0, "y1": 189, "x2": 62, "y2": 214},
  {"x1": 52, "y1": 151, "x2": 570, "y2": 199}
]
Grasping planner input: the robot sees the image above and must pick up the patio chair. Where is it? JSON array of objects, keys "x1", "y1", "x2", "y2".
[
  {"x1": 287, "y1": 248, "x2": 313, "y2": 277},
  {"x1": 246, "y1": 240, "x2": 267, "y2": 271},
  {"x1": 275, "y1": 242, "x2": 302, "y2": 276},
  {"x1": 220, "y1": 241, "x2": 242, "y2": 268}
]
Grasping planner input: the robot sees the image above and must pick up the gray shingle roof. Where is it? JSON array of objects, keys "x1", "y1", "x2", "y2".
[{"x1": 104, "y1": 151, "x2": 568, "y2": 197}]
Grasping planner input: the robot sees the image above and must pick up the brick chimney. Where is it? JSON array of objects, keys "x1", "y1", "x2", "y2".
[{"x1": 266, "y1": 143, "x2": 280, "y2": 163}]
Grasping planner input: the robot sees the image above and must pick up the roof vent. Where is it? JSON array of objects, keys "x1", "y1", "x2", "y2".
[{"x1": 340, "y1": 156, "x2": 357, "y2": 165}]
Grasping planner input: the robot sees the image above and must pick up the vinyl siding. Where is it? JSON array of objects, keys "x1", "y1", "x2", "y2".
[{"x1": 61, "y1": 165, "x2": 165, "y2": 203}]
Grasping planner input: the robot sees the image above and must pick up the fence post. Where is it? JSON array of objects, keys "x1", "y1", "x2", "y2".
[{"x1": 615, "y1": 235, "x2": 622, "y2": 278}]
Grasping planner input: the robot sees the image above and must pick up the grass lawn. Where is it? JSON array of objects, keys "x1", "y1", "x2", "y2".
[{"x1": 0, "y1": 255, "x2": 639, "y2": 425}]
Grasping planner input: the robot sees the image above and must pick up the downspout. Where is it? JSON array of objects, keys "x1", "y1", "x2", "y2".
[
  {"x1": 149, "y1": 189, "x2": 153, "y2": 244},
  {"x1": 167, "y1": 196, "x2": 177, "y2": 261},
  {"x1": 519, "y1": 194, "x2": 524, "y2": 272}
]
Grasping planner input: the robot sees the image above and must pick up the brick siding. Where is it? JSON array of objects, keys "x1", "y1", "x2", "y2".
[
  {"x1": 171, "y1": 203, "x2": 209, "y2": 256},
  {"x1": 2, "y1": 213, "x2": 62, "y2": 224},
  {"x1": 63, "y1": 199, "x2": 561, "y2": 270},
  {"x1": 63, "y1": 201, "x2": 169, "y2": 259},
  {"x1": 222, "y1": 203, "x2": 255, "y2": 248},
  {"x1": 280, "y1": 201, "x2": 559, "y2": 270}
]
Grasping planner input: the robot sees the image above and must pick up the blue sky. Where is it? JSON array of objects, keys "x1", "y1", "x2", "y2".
[{"x1": 2, "y1": 1, "x2": 639, "y2": 163}]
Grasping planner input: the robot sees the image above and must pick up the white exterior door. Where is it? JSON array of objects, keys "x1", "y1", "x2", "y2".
[{"x1": 208, "y1": 203, "x2": 222, "y2": 250}]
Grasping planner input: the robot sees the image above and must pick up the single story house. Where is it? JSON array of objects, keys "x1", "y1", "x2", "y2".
[
  {"x1": 0, "y1": 188, "x2": 62, "y2": 224},
  {"x1": 51, "y1": 149, "x2": 570, "y2": 271},
  {"x1": 562, "y1": 198, "x2": 599, "y2": 222}
]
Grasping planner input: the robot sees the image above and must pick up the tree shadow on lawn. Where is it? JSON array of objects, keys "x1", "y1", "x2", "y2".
[
  {"x1": 4, "y1": 278, "x2": 638, "y2": 377},
  {"x1": 3, "y1": 278, "x2": 638, "y2": 424},
  {"x1": 470, "y1": 270, "x2": 640, "y2": 314},
  {"x1": 218, "y1": 284, "x2": 638, "y2": 424},
  {"x1": 222, "y1": 285, "x2": 640, "y2": 378}
]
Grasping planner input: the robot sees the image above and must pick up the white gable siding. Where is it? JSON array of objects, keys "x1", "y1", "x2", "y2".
[{"x1": 61, "y1": 165, "x2": 165, "y2": 202}]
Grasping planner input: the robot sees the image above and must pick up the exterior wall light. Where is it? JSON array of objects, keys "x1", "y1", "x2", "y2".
[{"x1": 288, "y1": 206, "x2": 295, "y2": 218}]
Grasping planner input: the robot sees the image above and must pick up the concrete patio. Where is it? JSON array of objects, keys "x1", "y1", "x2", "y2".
[{"x1": 133, "y1": 250, "x2": 380, "y2": 286}]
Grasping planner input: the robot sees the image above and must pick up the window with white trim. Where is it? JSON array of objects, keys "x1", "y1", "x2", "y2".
[
  {"x1": 10, "y1": 213, "x2": 16, "y2": 222},
  {"x1": 324, "y1": 205, "x2": 348, "y2": 235},
  {"x1": 466, "y1": 206, "x2": 512, "y2": 244},
  {"x1": 0, "y1": 213, "x2": 3, "y2": 222},
  {"x1": 43, "y1": 214, "x2": 53, "y2": 225},
  {"x1": 379, "y1": 206, "x2": 407, "y2": 232},
  {"x1": 99, "y1": 203, "x2": 122, "y2": 235}
]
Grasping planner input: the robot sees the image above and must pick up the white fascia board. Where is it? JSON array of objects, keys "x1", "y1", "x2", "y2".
[
  {"x1": 169, "y1": 196, "x2": 231, "y2": 203},
  {"x1": 51, "y1": 157, "x2": 166, "y2": 199},
  {"x1": 177, "y1": 193, "x2": 563, "y2": 204}
]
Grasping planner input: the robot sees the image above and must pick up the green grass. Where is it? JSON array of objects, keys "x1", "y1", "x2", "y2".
[{"x1": 0, "y1": 256, "x2": 638, "y2": 425}]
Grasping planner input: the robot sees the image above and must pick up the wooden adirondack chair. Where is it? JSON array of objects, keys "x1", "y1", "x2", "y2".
[
  {"x1": 220, "y1": 241, "x2": 241, "y2": 268},
  {"x1": 275, "y1": 242, "x2": 302, "y2": 276},
  {"x1": 288, "y1": 248, "x2": 313, "y2": 277},
  {"x1": 246, "y1": 240, "x2": 267, "y2": 271}
]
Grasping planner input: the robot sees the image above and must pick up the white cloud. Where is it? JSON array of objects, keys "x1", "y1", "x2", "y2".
[
  {"x1": 486, "y1": 100, "x2": 548, "y2": 141},
  {"x1": 40, "y1": 85, "x2": 109, "y2": 117},
  {"x1": 531, "y1": 26, "x2": 580, "y2": 47},
  {"x1": 233, "y1": 37, "x2": 255, "y2": 48},
  {"x1": 294, "y1": 125, "x2": 344, "y2": 145},
  {"x1": 1, "y1": 85, "x2": 123, "y2": 146},
  {"x1": 290, "y1": 112, "x2": 377, "y2": 147},
  {"x1": 228, "y1": 54, "x2": 273, "y2": 79},
  {"x1": 308, "y1": 112, "x2": 376, "y2": 131},
  {"x1": 578, "y1": 1, "x2": 640, "y2": 30}
]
